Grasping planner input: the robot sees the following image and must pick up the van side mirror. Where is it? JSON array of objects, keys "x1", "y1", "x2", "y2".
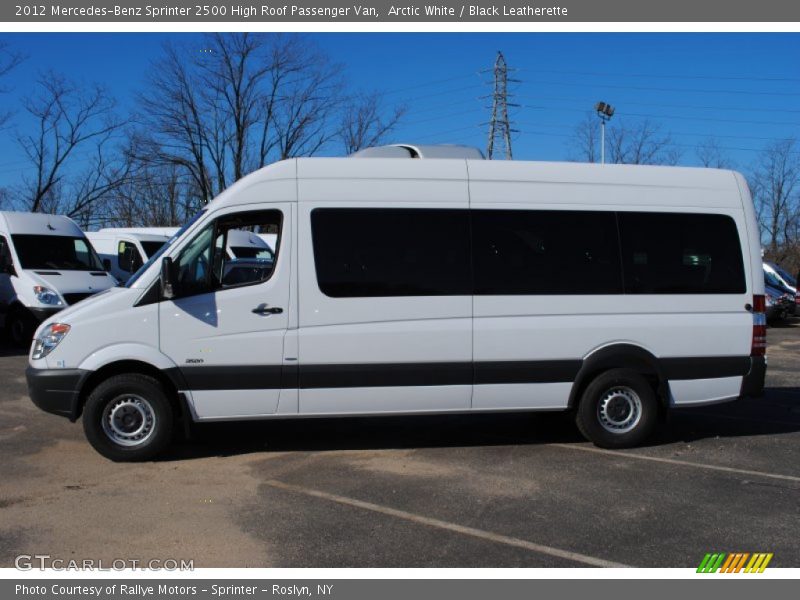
[
  {"x1": 102, "y1": 258, "x2": 112, "y2": 272},
  {"x1": 160, "y1": 256, "x2": 177, "y2": 299}
]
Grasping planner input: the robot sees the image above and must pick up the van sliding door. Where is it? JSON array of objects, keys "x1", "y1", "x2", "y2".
[{"x1": 297, "y1": 169, "x2": 472, "y2": 414}]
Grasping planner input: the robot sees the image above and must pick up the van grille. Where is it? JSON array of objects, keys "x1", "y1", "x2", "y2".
[{"x1": 63, "y1": 292, "x2": 95, "y2": 306}]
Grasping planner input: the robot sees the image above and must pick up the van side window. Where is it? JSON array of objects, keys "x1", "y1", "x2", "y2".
[
  {"x1": 117, "y1": 241, "x2": 144, "y2": 273},
  {"x1": 311, "y1": 208, "x2": 471, "y2": 297},
  {"x1": 472, "y1": 210, "x2": 623, "y2": 295},
  {"x1": 172, "y1": 210, "x2": 281, "y2": 298},
  {"x1": 0, "y1": 235, "x2": 11, "y2": 272},
  {"x1": 619, "y1": 212, "x2": 745, "y2": 294}
]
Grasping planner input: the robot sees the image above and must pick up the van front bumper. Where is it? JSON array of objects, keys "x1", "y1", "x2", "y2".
[
  {"x1": 739, "y1": 355, "x2": 766, "y2": 398},
  {"x1": 26, "y1": 367, "x2": 90, "y2": 422}
]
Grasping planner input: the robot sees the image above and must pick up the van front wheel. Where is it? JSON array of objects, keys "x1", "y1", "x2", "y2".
[
  {"x1": 83, "y1": 374, "x2": 174, "y2": 461},
  {"x1": 7, "y1": 308, "x2": 35, "y2": 347},
  {"x1": 575, "y1": 369, "x2": 658, "y2": 448}
]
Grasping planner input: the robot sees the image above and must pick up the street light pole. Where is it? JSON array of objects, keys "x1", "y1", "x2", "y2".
[
  {"x1": 594, "y1": 101, "x2": 615, "y2": 165},
  {"x1": 601, "y1": 118, "x2": 606, "y2": 165}
]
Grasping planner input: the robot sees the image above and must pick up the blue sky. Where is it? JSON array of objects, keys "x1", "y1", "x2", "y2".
[{"x1": 0, "y1": 32, "x2": 798, "y2": 188}]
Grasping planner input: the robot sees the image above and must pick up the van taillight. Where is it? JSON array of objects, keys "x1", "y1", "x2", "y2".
[{"x1": 751, "y1": 294, "x2": 766, "y2": 356}]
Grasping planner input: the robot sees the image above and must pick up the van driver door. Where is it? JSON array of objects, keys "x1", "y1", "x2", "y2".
[{"x1": 158, "y1": 205, "x2": 291, "y2": 419}]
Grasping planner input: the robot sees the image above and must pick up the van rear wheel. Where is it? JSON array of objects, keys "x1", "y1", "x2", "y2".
[
  {"x1": 575, "y1": 369, "x2": 658, "y2": 448},
  {"x1": 83, "y1": 374, "x2": 174, "y2": 461}
]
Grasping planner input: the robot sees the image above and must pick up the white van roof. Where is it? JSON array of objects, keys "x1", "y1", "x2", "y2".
[
  {"x1": 0, "y1": 211, "x2": 84, "y2": 237},
  {"x1": 227, "y1": 229, "x2": 270, "y2": 249},
  {"x1": 87, "y1": 231, "x2": 172, "y2": 244},
  {"x1": 98, "y1": 227, "x2": 178, "y2": 236},
  {"x1": 203, "y1": 155, "x2": 744, "y2": 212}
]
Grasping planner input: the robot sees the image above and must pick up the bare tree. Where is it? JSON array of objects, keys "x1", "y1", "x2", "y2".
[
  {"x1": 696, "y1": 137, "x2": 733, "y2": 169},
  {"x1": 340, "y1": 92, "x2": 406, "y2": 155},
  {"x1": 135, "y1": 33, "x2": 358, "y2": 206},
  {"x1": 570, "y1": 115, "x2": 679, "y2": 165},
  {"x1": 269, "y1": 40, "x2": 345, "y2": 160},
  {"x1": 750, "y1": 138, "x2": 799, "y2": 258},
  {"x1": 136, "y1": 45, "x2": 216, "y2": 204},
  {"x1": 17, "y1": 73, "x2": 128, "y2": 220},
  {"x1": 606, "y1": 120, "x2": 680, "y2": 165},
  {"x1": 105, "y1": 159, "x2": 195, "y2": 228},
  {"x1": 568, "y1": 114, "x2": 601, "y2": 163},
  {"x1": 0, "y1": 40, "x2": 25, "y2": 129}
]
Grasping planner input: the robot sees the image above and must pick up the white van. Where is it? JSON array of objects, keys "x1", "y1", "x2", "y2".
[
  {"x1": 25, "y1": 150, "x2": 767, "y2": 461},
  {"x1": 0, "y1": 211, "x2": 117, "y2": 345},
  {"x1": 86, "y1": 229, "x2": 173, "y2": 283}
]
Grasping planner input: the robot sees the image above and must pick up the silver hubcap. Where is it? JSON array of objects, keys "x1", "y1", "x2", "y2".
[
  {"x1": 597, "y1": 386, "x2": 642, "y2": 434},
  {"x1": 101, "y1": 395, "x2": 156, "y2": 447}
]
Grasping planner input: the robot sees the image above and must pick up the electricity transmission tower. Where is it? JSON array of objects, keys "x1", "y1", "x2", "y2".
[{"x1": 485, "y1": 51, "x2": 518, "y2": 159}]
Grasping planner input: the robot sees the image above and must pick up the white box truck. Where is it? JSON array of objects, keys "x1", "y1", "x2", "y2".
[{"x1": 25, "y1": 147, "x2": 767, "y2": 460}]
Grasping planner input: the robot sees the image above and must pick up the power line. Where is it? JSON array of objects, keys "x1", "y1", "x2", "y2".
[
  {"x1": 510, "y1": 119, "x2": 795, "y2": 143},
  {"x1": 518, "y1": 80, "x2": 800, "y2": 98},
  {"x1": 514, "y1": 126, "x2": 797, "y2": 154},
  {"x1": 517, "y1": 68, "x2": 800, "y2": 84},
  {"x1": 515, "y1": 93, "x2": 800, "y2": 115},
  {"x1": 520, "y1": 104, "x2": 800, "y2": 127},
  {"x1": 383, "y1": 73, "x2": 481, "y2": 96}
]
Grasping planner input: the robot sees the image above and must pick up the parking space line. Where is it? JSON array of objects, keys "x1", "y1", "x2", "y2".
[
  {"x1": 551, "y1": 444, "x2": 800, "y2": 483},
  {"x1": 264, "y1": 479, "x2": 629, "y2": 568}
]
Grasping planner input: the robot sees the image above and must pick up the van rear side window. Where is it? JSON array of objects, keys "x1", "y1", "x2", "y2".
[
  {"x1": 310, "y1": 208, "x2": 746, "y2": 298},
  {"x1": 472, "y1": 210, "x2": 623, "y2": 295},
  {"x1": 618, "y1": 212, "x2": 745, "y2": 294},
  {"x1": 311, "y1": 208, "x2": 471, "y2": 297}
]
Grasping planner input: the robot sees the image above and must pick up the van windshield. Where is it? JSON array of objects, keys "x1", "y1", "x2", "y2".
[
  {"x1": 11, "y1": 235, "x2": 104, "y2": 271},
  {"x1": 771, "y1": 264, "x2": 796, "y2": 287},
  {"x1": 141, "y1": 241, "x2": 168, "y2": 259},
  {"x1": 125, "y1": 211, "x2": 206, "y2": 288}
]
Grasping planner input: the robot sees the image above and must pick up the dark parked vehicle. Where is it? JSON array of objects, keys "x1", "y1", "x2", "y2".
[
  {"x1": 765, "y1": 283, "x2": 793, "y2": 322},
  {"x1": 764, "y1": 270, "x2": 796, "y2": 317}
]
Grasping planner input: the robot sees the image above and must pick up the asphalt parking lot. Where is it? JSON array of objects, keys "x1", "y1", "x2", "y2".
[{"x1": 1, "y1": 322, "x2": 798, "y2": 569}]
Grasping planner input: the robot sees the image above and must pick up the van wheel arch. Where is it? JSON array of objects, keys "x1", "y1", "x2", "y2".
[
  {"x1": 568, "y1": 344, "x2": 668, "y2": 411},
  {"x1": 77, "y1": 361, "x2": 190, "y2": 435}
]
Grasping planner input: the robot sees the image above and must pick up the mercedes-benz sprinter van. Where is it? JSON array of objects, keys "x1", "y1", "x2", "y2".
[
  {"x1": 25, "y1": 148, "x2": 767, "y2": 461},
  {"x1": 1, "y1": 211, "x2": 117, "y2": 346}
]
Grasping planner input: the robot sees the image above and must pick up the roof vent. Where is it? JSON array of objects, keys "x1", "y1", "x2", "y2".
[{"x1": 350, "y1": 144, "x2": 484, "y2": 160}]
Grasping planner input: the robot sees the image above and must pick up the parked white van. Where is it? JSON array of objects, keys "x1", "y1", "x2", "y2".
[
  {"x1": 25, "y1": 149, "x2": 767, "y2": 461},
  {"x1": 86, "y1": 229, "x2": 173, "y2": 283},
  {"x1": 0, "y1": 211, "x2": 117, "y2": 345}
]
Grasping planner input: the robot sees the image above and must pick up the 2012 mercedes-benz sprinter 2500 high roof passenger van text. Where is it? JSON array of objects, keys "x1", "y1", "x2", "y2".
[
  {"x1": 1, "y1": 211, "x2": 117, "y2": 346},
  {"x1": 25, "y1": 148, "x2": 767, "y2": 461}
]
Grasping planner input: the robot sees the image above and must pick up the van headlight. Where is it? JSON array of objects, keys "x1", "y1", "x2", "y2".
[
  {"x1": 33, "y1": 286, "x2": 63, "y2": 306},
  {"x1": 31, "y1": 323, "x2": 71, "y2": 359}
]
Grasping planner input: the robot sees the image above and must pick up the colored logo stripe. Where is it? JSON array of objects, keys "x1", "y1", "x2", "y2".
[{"x1": 698, "y1": 552, "x2": 772, "y2": 573}]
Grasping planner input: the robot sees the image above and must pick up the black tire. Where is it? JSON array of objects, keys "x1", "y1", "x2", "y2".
[
  {"x1": 575, "y1": 368, "x2": 659, "y2": 449},
  {"x1": 6, "y1": 308, "x2": 36, "y2": 348},
  {"x1": 82, "y1": 373, "x2": 174, "y2": 461}
]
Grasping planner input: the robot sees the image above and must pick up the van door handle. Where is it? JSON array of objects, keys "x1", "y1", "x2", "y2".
[{"x1": 252, "y1": 304, "x2": 283, "y2": 315}]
